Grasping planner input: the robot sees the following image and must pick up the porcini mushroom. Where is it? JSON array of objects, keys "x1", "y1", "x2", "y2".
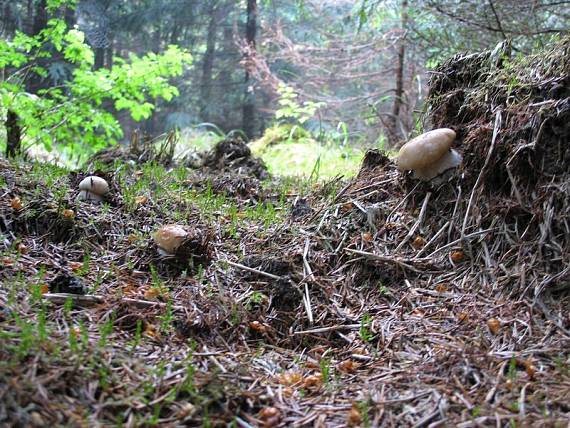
[
  {"x1": 77, "y1": 176, "x2": 109, "y2": 202},
  {"x1": 396, "y1": 128, "x2": 462, "y2": 181},
  {"x1": 153, "y1": 224, "x2": 188, "y2": 255}
]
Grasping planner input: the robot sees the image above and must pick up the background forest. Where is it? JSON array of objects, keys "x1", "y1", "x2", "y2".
[{"x1": 1, "y1": 0, "x2": 569, "y2": 169}]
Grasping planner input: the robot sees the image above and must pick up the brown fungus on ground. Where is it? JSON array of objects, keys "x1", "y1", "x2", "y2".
[
  {"x1": 77, "y1": 176, "x2": 109, "y2": 202},
  {"x1": 153, "y1": 224, "x2": 189, "y2": 256},
  {"x1": 396, "y1": 128, "x2": 462, "y2": 181}
]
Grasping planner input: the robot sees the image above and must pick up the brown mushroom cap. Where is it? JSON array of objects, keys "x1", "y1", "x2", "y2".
[
  {"x1": 397, "y1": 128, "x2": 456, "y2": 170},
  {"x1": 78, "y1": 176, "x2": 109, "y2": 196},
  {"x1": 153, "y1": 224, "x2": 189, "y2": 254}
]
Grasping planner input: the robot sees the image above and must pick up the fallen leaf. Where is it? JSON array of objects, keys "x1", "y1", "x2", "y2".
[
  {"x1": 10, "y1": 197, "x2": 22, "y2": 210},
  {"x1": 1, "y1": 257, "x2": 14, "y2": 267},
  {"x1": 177, "y1": 403, "x2": 196, "y2": 418},
  {"x1": 337, "y1": 359, "x2": 361, "y2": 373},
  {"x1": 435, "y1": 283, "x2": 448, "y2": 293},
  {"x1": 30, "y1": 412, "x2": 44, "y2": 427},
  {"x1": 524, "y1": 359, "x2": 537, "y2": 379},
  {"x1": 40, "y1": 284, "x2": 49, "y2": 294},
  {"x1": 412, "y1": 236, "x2": 426, "y2": 249},
  {"x1": 144, "y1": 287, "x2": 161, "y2": 300},
  {"x1": 277, "y1": 372, "x2": 303, "y2": 386},
  {"x1": 450, "y1": 250, "x2": 466, "y2": 263},
  {"x1": 69, "y1": 261, "x2": 83, "y2": 272},
  {"x1": 487, "y1": 318, "x2": 501, "y2": 335},
  {"x1": 16, "y1": 243, "x2": 29, "y2": 254},
  {"x1": 121, "y1": 283, "x2": 137, "y2": 296},
  {"x1": 62, "y1": 209, "x2": 75, "y2": 219},
  {"x1": 135, "y1": 195, "x2": 148, "y2": 205},
  {"x1": 249, "y1": 320, "x2": 268, "y2": 333},
  {"x1": 303, "y1": 374, "x2": 323, "y2": 388},
  {"x1": 259, "y1": 407, "x2": 280, "y2": 427},
  {"x1": 457, "y1": 312, "x2": 469, "y2": 323},
  {"x1": 347, "y1": 403, "x2": 362, "y2": 427},
  {"x1": 352, "y1": 347, "x2": 368, "y2": 356},
  {"x1": 144, "y1": 323, "x2": 159, "y2": 338},
  {"x1": 304, "y1": 360, "x2": 320, "y2": 370}
]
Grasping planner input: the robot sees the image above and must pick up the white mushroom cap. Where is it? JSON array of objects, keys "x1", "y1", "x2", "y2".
[
  {"x1": 397, "y1": 128, "x2": 456, "y2": 170},
  {"x1": 77, "y1": 190, "x2": 104, "y2": 202},
  {"x1": 153, "y1": 224, "x2": 189, "y2": 254},
  {"x1": 78, "y1": 176, "x2": 109, "y2": 196}
]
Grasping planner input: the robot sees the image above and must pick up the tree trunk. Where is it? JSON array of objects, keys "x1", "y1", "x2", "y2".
[
  {"x1": 64, "y1": 4, "x2": 76, "y2": 28},
  {"x1": 2, "y1": 3, "x2": 16, "y2": 35},
  {"x1": 94, "y1": 47, "x2": 105, "y2": 70},
  {"x1": 106, "y1": 39, "x2": 114, "y2": 69},
  {"x1": 26, "y1": 0, "x2": 49, "y2": 94},
  {"x1": 31, "y1": 0, "x2": 48, "y2": 35},
  {"x1": 6, "y1": 110, "x2": 22, "y2": 158},
  {"x1": 388, "y1": 0, "x2": 408, "y2": 146},
  {"x1": 199, "y1": 4, "x2": 221, "y2": 122},
  {"x1": 242, "y1": 0, "x2": 257, "y2": 140},
  {"x1": 218, "y1": 1, "x2": 237, "y2": 130}
]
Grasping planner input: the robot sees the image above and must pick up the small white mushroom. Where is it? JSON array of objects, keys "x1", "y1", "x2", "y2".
[
  {"x1": 79, "y1": 176, "x2": 109, "y2": 195},
  {"x1": 153, "y1": 224, "x2": 189, "y2": 255},
  {"x1": 397, "y1": 128, "x2": 462, "y2": 181},
  {"x1": 77, "y1": 176, "x2": 109, "y2": 202}
]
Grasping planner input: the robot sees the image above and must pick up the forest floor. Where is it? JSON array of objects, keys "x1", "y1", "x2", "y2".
[{"x1": 0, "y1": 138, "x2": 569, "y2": 427}]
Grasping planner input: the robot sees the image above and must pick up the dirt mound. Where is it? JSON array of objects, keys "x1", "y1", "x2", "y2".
[
  {"x1": 419, "y1": 37, "x2": 570, "y2": 297},
  {"x1": 429, "y1": 39, "x2": 570, "y2": 189},
  {"x1": 87, "y1": 130, "x2": 178, "y2": 168},
  {"x1": 201, "y1": 138, "x2": 268, "y2": 179}
]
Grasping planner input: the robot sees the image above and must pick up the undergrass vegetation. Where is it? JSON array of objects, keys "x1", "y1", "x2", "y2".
[{"x1": 258, "y1": 139, "x2": 364, "y2": 179}]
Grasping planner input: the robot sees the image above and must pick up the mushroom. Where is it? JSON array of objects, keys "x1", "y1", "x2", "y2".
[
  {"x1": 153, "y1": 224, "x2": 189, "y2": 255},
  {"x1": 77, "y1": 176, "x2": 109, "y2": 202},
  {"x1": 396, "y1": 128, "x2": 462, "y2": 181}
]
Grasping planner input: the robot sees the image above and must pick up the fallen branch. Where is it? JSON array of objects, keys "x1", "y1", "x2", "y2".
[{"x1": 43, "y1": 293, "x2": 185, "y2": 310}]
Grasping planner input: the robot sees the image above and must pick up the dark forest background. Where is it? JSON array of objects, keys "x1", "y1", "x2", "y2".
[{"x1": 1, "y1": 0, "x2": 569, "y2": 147}]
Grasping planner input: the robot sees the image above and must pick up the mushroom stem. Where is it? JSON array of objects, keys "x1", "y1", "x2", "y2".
[
  {"x1": 412, "y1": 149, "x2": 463, "y2": 181},
  {"x1": 77, "y1": 190, "x2": 104, "y2": 202}
]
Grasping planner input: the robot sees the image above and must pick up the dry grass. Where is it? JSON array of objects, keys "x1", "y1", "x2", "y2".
[{"x1": 0, "y1": 150, "x2": 568, "y2": 427}]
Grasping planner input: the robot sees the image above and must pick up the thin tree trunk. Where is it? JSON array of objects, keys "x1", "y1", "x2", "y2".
[
  {"x1": 242, "y1": 0, "x2": 257, "y2": 139},
  {"x1": 31, "y1": 0, "x2": 48, "y2": 35},
  {"x1": 218, "y1": 1, "x2": 236, "y2": 130},
  {"x1": 6, "y1": 110, "x2": 22, "y2": 158},
  {"x1": 26, "y1": 0, "x2": 48, "y2": 94},
  {"x1": 388, "y1": 0, "x2": 408, "y2": 146},
  {"x1": 94, "y1": 48, "x2": 105, "y2": 70},
  {"x1": 200, "y1": 4, "x2": 220, "y2": 122},
  {"x1": 106, "y1": 39, "x2": 114, "y2": 68},
  {"x1": 2, "y1": 3, "x2": 16, "y2": 35},
  {"x1": 64, "y1": 4, "x2": 75, "y2": 28},
  {"x1": 26, "y1": 0, "x2": 34, "y2": 33}
]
